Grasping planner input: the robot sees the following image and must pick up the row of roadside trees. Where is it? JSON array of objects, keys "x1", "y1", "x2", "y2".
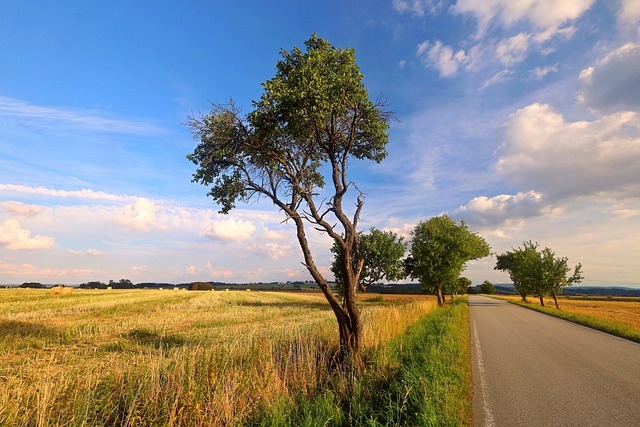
[
  {"x1": 331, "y1": 214, "x2": 491, "y2": 307},
  {"x1": 495, "y1": 241, "x2": 583, "y2": 308}
]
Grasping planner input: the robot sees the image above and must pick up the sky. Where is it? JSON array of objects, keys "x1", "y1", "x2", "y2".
[{"x1": 1, "y1": 1, "x2": 639, "y2": 287}]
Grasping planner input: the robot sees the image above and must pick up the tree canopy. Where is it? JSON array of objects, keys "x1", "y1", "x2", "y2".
[
  {"x1": 187, "y1": 34, "x2": 392, "y2": 361},
  {"x1": 408, "y1": 215, "x2": 490, "y2": 306},
  {"x1": 495, "y1": 241, "x2": 583, "y2": 308},
  {"x1": 331, "y1": 228, "x2": 406, "y2": 293}
]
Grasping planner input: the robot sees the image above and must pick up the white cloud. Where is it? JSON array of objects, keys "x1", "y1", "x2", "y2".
[
  {"x1": 0, "y1": 262, "x2": 96, "y2": 280},
  {"x1": 0, "y1": 96, "x2": 165, "y2": 135},
  {"x1": 1, "y1": 201, "x2": 45, "y2": 217},
  {"x1": 498, "y1": 103, "x2": 640, "y2": 200},
  {"x1": 618, "y1": 0, "x2": 640, "y2": 24},
  {"x1": 0, "y1": 219, "x2": 55, "y2": 250},
  {"x1": 480, "y1": 69, "x2": 514, "y2": 89},
  {"x1": 110, "y1": 198, "x2": 168, "y2": 231},
  {"x1": 452, "y1": 0, "x2": 595, "y2": 32},
  {"x1": 454, "y1": 191, "x2": 547, "y2": 226},
  {"x1": 67, "y1": 248, "x2": 104, "y2": 257},
  {"x1": 261, "y1": 228, "x2": 290, "y2": 241},
  {"x1": 0, "y1": 184, "x2": 135, "y2": 202},
  {"x1": 249, "y1": 242, "x2": 293, "y2": 261},
  {"x1": 416, "y1": 40, "x2": 471, "y2": 77},
  {"x1": 578, "y1": 42, "x2": 640, "y2": 113},
  {"x1": 496, "y1": 32, "x2": 531, "y2": 65},
  {"x1": 530, "y1": 64, "x2": 558, "y2": 79},
  {"x1": 205, "y1": 262, "x2": 235, "y2": 279},
  {"x1": 200, "y1": 217, "x2": 256, "y2": 243}
]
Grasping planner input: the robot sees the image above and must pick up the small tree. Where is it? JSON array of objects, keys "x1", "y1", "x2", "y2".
[
  {"x1": 480, "y1": 280, "x2": 496, "y2": 294},
  {"x1": 187, "y1": 35, "x2": 392, "y2": 363},
  {"x1": 456, "y1": 277, "x2": 472, "y2": 296},
  {"x1": 331, "y1": 228, "x2": 406, "y2": 293},
  {"x1": 495, "y1": 241, "x2": 540, "y2": 303},
  {"x1": 495, "y1": 242, "x2": 583, "y2": 308},
  {"x1": 539, "y1": 247, "x2": 583, "y2": 309},
  {"x1": 409, "y1": 215, "x2": 490, "y2": 307}
]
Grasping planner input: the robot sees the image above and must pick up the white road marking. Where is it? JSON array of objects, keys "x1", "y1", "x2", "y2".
[{"x1": 473, "y1": 320, "x2": 496, "y2": 427}]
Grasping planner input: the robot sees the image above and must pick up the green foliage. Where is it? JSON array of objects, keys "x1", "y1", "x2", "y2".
[
  {"x1": 457, "y1": 277, "x2": 472, "y2": 294},
  {"x1": 187, "y1": 33, "x2": 391, "y2": 215},
  {"x1": 495, "y1": 242, "x2": 583, "y2": 307},
  {"x1": 331, "y1": 228, "x2": 406, "y2": 292},
  {"x1": 409, "y1": 215, "x2": 490, "y2": 306},
  {"x1": 18, "y1": 282, "x2": 46, "y2": 288},
  {"x1": 480, "y1": 280, "x2": 496, "y2": 294}
]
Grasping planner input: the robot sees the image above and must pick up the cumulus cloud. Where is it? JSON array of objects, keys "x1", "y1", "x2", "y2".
[
  {"x1": 498, "y1": 103, "x2": 640, "y2": 200},
  {"x1": 578, "y1": 42, "x2": 640, "y2": 113},
  {"x1": 452, "y1": 0, "x2": 594, "y2": 32},
  {"x1": 0, "y1": 219, "x2": 55, "y2": 250},
  {"x1": 416, "y1": 40, "x2": 472, "y2": 77},
  {"x1": 454, "y1": 191, "x2": 547, "y2": 226},
  {"x1": 1, "y1": 201, "x2": 45, "y2": 217},
  {"x1": 200, "y1": 217, "x2": 256, "y2": 243},
  {"x1": 618, "y1": 0, "x2": 640, "y2": 24},
  {"x1": 111, "y1": 198, "x2": 167, "y2": 231}
]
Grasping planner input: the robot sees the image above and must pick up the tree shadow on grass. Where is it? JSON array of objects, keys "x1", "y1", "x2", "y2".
[
  {"x1": 123, "y1": 328, "x2": 188, "y2": 349},
  {"x1": 0, "y1": 320, "x2": 58, "y2": 339}
]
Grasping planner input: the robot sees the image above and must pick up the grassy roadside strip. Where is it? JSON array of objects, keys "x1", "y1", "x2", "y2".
[
  {"x1": 505, "y1": 299, "x2": 640, "y2": 343},
  {"x1": 258, "y1": 298, "x2": 472, "y2": 426}
]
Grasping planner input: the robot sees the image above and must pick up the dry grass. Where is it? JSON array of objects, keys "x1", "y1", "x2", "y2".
[
  {"x1": 492, "y1": 295, "x2": 640, "y2": 331},
  {"x1": 0, "y1": 289, "x2": 437, "y2": 426}
]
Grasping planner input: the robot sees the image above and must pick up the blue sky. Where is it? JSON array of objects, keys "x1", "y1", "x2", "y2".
[{"x1": 1, "y1": 1, "x2": 639, "y2": 287}]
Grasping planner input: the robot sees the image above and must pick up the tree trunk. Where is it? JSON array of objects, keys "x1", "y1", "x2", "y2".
[
  {"x1": 289, "y1": 214, "x2": 362, "y2": 365},
  {"x1": 551, "y1": 292, "x2": 560, "y2": 309},
  {"x1": 539, "y1": 296, "x2": 545, "y2": 306},
  {"x1": 436, "y1": 286, "x2": 444, "y2": 307}
]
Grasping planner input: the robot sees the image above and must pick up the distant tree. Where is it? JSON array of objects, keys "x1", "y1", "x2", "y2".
[
  {"x1": 331, "y1": 228, "x2": 406, "y2": 294},
  {"x1": 456, "y1": 277, "x2": 472, "y2": 296},
  {"x1": 78, "y1": 281, "x2": 107, "y2": 289},
  {"x1": 186, "y1": 34, "x2": 392, "y2": 363},
  {"x1": 495, "y1": 242, "x2": 583, "y2": 308},
  {"x1": 495, "y1": 241, "x2": 540, "y2": 303},
  {"x1": 480, "y1": 280, "x2": 496, "y2": 294},
  {"x1": 409, "y1": 215, "x2": 490, "y2": 307},
  {"x1": 19, "y1": 282, "x2": 46, "y2": 289},
  {"x1": 109, "y1": 279, "x2": 134, "y2": 289},
  {"x1": 539, "y1": 247, "x2": 583, "y2": 309}
]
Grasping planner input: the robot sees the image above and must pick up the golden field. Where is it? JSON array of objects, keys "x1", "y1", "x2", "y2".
[
  {"x1": 0, "y1": 288, "x2": 437, "y2": 426},
  {"x1": 492, "y1": 295, "x2": 640, "y2": 331}
]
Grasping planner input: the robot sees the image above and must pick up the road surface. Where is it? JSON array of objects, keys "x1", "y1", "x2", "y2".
[{"x1": 469, "y1": 295, "x2": 640, "y2": 426}]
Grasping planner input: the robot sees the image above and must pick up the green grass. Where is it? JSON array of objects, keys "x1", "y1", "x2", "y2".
[
  {"x1": 509, "y1": 300, "x2": 640, "y2": 343},
  {"x1": 255, "y1": 297, "x2": 472, "y2": 426}
]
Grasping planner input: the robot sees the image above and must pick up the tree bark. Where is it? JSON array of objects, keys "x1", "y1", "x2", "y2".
[
  {"x1": 436, "y1": 286, "x2": 444, "y2": 307},
  {"x1": 539, "y1": 296, "x2": 545, "y2": 306},
  {"x1": 551, "y1": 292, "x2": 560, "y2": 309}
]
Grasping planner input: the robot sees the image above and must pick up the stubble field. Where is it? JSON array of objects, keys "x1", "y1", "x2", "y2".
[{"x1": 0, "y1": 289, "x2": 442, "y2": 426}]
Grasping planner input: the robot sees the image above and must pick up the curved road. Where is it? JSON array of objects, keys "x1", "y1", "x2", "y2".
[{"x1": 469, "y1": 295, "x2": 640, "y2": 426}]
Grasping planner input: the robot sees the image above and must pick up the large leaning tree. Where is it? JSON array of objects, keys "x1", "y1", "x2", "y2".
[
  {"x1": 187, "y1": 35, "x2": 392, "y2": 362},
  {"x1": 408, "y1": 215, "x2": 490, "y2": 307}
]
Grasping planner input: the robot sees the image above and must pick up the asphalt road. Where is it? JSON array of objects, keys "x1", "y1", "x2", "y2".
[{"x1": 469, "y1": 295, "x2": 640, "y2": 427}]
